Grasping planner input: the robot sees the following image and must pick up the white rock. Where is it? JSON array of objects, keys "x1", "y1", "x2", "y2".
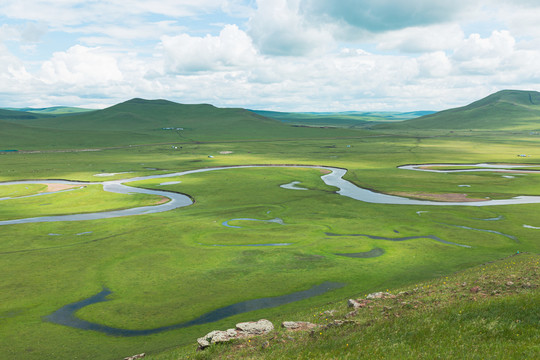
[{"x1": 236, "y1": 319, "x2": 274, "y2": 335}]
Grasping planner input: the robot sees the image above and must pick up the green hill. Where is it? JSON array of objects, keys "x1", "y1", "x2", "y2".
[
  {"x1": 0, "y1": 98, "x2": 364, "y2": 150},
  {"x1": 376, "y1": 90, "x2": 540, "y2": 131},
  {"x1": 5, "y1": 106, "x2": 94, "y2": 115},
  {"x1": 0, "y1": 108, "x2": 52, "y2": 120}
]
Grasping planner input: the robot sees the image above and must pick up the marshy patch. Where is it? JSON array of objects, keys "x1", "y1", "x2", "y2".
[{"x1": 335, "y1": 248, "x2": 385, "y2": 258}]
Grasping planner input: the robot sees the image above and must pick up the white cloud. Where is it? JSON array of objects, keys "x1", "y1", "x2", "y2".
[
  {"x1": 452, "y1": 31, "x2": 515, "y2": 74},
  {"x1": 376, "y1": 24, "x2": 464, "y2": 53},
  {"x1": 161, "y1": 24, "x2": 258, "y2": 73},
  {"x1": 417, "y1": 52, "x2": 452, "y2": 78},
  {"x1": 248, "y1": 0, "x2": 334, "y2": 56},
  {"x1": 40, "y1": 45, "x2": 123, "y2": 85}
]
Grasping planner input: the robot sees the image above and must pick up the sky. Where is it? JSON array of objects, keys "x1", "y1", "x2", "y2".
[{"x1": 1, "y1": 0, "x2": 540, "y2": 111}]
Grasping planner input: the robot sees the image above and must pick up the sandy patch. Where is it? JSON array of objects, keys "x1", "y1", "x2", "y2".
[
  {"x1": 391, "y1": 191, "x2": 488, "y2": 202},
  {"x1": 219, "y1": 151, "x2": 233, "y2": 154},
  {"x1": 43, "y1": 184, "x2": 85, "y2": 192},
  {"x1": 319, "y1": 169, "x2": 332, "y2": 174},
  {"x1": 155, "y1": 196, "x2": 170, "y2": 205}
]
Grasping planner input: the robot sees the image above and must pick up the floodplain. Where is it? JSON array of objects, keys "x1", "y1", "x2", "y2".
[{"x1": 1, "y1": 116, "x2": 539, "y2": 359}]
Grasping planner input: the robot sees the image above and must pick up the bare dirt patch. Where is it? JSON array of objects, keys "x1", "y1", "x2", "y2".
[
  {"x1": 155, "y1": 196, "x2": 170, "y2": 205},
  {"x1": 391, "y1": 191, "x2": 488, "y2": 202},
  {"x1": 43, "y1": 184, "x2": 85, "y2": 192}
]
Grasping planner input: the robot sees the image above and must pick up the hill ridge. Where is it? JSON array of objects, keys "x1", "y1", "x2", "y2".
[{"x1": 376, "y1": 89, "x2": 540, "y2": 131}]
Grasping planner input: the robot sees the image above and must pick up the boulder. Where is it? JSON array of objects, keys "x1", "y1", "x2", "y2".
[
  {"x1": 236, "y1": 319, "x2": 274, "y2": 336},
  {"x1": 197, "y1": 319, "x2": 274, "y2": 350},
  {"x1": 197, "y1": 329, "x2": 238, "y2": 349}
]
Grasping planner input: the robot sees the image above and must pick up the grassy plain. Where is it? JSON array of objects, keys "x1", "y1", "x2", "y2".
[{"x1": 0, "y1": 122, "x2": 539, "y2": 359}]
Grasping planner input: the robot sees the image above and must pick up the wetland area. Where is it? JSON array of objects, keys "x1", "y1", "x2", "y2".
[{"x1": 1, "y1": 133, "x2": 540, "y2": 360}]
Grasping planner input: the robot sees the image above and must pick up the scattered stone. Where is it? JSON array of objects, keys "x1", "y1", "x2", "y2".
[
  {"x1": 197, "y1": 319, "x2": 274, "y2": 350},
  {"x1": 366, "y1": 292, "x2": 394, "y2": 299},
  {"x1": 345, "y1": 310, "x2": 358, "y2": 318},
  {"x1": 282, "y1": 321, "x2": 319, "y2": 331},
  {"x1": 124, "y1": 354, "x2": 145, "y2": 360},
  {"x1": 348, "y1": 299, "x2": 371, "y2": 309},
  {"x1": 323, "y1": 309, "x2": 337, "y2": 317},
  {"x1": 506, "y1": 281, "x2": 514, "y2": 286},
  {"x1": 470, "y1": 286, "x2": 480, "y2": 293},
  {"x1": 261, "y1": 340, "x2": 270, "y2": 349}
]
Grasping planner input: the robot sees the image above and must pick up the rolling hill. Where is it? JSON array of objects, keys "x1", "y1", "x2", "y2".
[
  {"x1": 0, "y1": 98, "x2": 363, "y2": 150},
  {"x1": 376, "y1": 90, "x2": 540, "y2": 131},
  {"x1": 0, "y1": 108, "x2": 52, "y2": 120}
]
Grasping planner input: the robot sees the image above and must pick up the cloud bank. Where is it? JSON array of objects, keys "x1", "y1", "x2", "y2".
[{"x1": 1, "y1": 0, "x2": 540, "y2": 110}]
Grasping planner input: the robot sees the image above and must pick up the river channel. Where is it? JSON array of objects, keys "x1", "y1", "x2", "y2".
[{"x1": 2, "y1": 164, "x2": 540, "y2": 226}]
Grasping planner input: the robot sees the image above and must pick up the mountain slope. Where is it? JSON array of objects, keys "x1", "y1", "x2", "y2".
[
  {"x1": 0, "y1": 98, "x2": 363, "y2": 149},
  {"x1": 376, "y1": 90, "x2": 540, "y2": 131}
]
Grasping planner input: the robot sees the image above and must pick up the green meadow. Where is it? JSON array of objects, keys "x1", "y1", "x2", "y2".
[{"x1": 0, "y1": 95, "x2": 539, "y2": 359}]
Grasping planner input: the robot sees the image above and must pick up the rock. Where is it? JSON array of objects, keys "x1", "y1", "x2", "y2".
[
  {"x1": 366, "y1": 292, "x2": 393, "y2": 299},
  {"x1": 282, "y1": 321, "x2": 319, "y2": 331},
  {"x1": 236, "y1": 319, "x2": 274, "y2": 336},
  {"x1": 323, "y1": 309, "x2": 337, "y2": 316},
  {"x1": 197, "y1": 329, "x2": 239, "y2": 349},
  {"x1": 470, "y1": 286, "x2": 480, "y2": 293},
  {"x1": 506, "y1": 281, "x2": 514, "y2": 286},
  {"x1": 348, "y1": 299, "x2": 371, "y2": 308},
  {"x1": 124, "y1": 354, "x2": 145, "y2": 360},
  {"x1": 261, "y1": 341, "x2": 270, "y2": 349},
  {"x1": 197, "y1": 319, "x2": 274, "y2": 350}
]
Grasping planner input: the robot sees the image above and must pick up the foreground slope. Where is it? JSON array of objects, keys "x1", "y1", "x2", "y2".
[
  {"x1": 155, "y1": 253, "x2": 539, "y2": 360},
  {"x1": 0, "y1": 98, "x2": 363, "y2": 150},
  {"x1": 376, "y1": 90, "x2": 540, "y2": 131}
]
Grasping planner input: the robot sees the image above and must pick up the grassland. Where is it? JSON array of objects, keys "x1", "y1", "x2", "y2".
[
  {"x1": 157, "y1": 252, "x2": 539, "y2": 359},
  {"x1": 0, "y1": 99, "x2": 539, "y2": 359}
]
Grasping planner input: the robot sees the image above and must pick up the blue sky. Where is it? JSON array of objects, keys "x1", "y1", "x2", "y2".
[{"x1": 1, "y1": 0, "x2": 540, "y2": 111}]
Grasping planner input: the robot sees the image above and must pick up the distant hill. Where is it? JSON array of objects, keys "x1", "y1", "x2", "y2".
[
  {"x1": 252, "y1": 110, "x2": 434, "y2": 128},
  {"x1": 0, "y1": 108, "x2": 52, "y2": 120},
  {"x1": 0, "y1": 98, "x2": 364, "y2": 150},
  {"x1": 5, "y1": 106, "x2": 95, "y2": 115},
  {"x1": 376, "y1": 90, "x2": 540, "y2": 131}
]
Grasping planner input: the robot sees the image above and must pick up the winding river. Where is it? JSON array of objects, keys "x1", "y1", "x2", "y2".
[
  {"x1": 3, "y1": 163, "x2": 535, "y2": 336},
  {"x1": 2, "y1": 163, "x2": 540, "y2": 226},
  {"x1": 44, "y1": 282, "x2": 344, "y2": 336}
]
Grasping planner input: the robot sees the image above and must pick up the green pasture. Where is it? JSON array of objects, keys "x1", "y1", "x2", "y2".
[{"x1": 0, "y1": 130, "x2": 539, "y2": 359}]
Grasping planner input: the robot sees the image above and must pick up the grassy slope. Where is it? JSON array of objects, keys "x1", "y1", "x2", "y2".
[
  {"x1": 376, "y1": 90, "x2": 540, "y2": 131},
  {"x1": 0, "y1": 99, "x2": 367, "y2": 150},
  {"x1": 156, "y1": 253, "x2": 539, "y2": 360}
]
